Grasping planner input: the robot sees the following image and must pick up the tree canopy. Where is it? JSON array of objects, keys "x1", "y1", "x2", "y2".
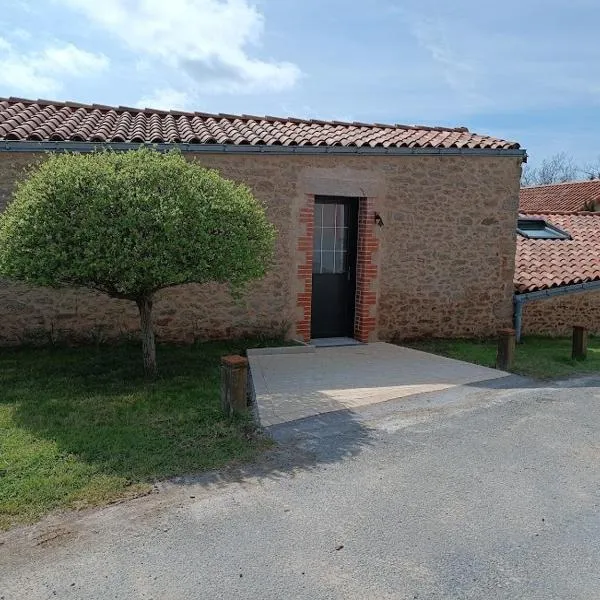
[
  {"x1": 521, "y1": 152, "x2": 600, "y2": 187},
  {"x1": 0, "y1": 148, "x2": 276, "y2": 375}
]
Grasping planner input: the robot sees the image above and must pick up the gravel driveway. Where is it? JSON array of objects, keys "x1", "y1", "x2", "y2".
[{"x1": 2, "y1": 374, "x2": 600, "y2": 599}]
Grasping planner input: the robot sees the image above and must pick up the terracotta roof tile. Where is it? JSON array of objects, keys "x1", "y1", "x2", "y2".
[
  {"x1": 515, "y1": 212, "x2": 600, "y2": 293},
  {"x1": 520, "y1": 180, "x2": 600, "y2": 212},
  {"x1": 0, "y1": 97, "x2": 520, "y2": 150}
]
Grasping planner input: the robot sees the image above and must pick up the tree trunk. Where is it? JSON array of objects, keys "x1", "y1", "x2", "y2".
[{"x1": 136, "y1": 295, "x2": 157, "y2": 378}]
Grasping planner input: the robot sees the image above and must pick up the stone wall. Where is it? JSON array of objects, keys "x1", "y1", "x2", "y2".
[
  {"x1": 377, "y1": 155, "x2": 520, "y2": 340},
  {"x1": 522, "y1": 291, "x2": 600, "y2": 336},
  {"x1": 0, "y1": 151, "x2": 522, "y2": 345}
]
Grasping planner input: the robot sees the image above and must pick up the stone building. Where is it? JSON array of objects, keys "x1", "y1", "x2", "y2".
[
  {"x1": 515, "y1": 212, "x2": 600, "y2": 338},
  {"x1": 520, "y1": 180, "x2": 600, "y2": 213},
  {"x1": 0, "y1": 97, "x2": 524, "y2": 346}
]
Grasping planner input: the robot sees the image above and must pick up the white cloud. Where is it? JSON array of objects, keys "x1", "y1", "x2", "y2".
[
  {"x1": 392, "y1": 3, "x2": 600, "y2": 117},
  {"x1": 43, "y1": 44, "x2": 108, "y2": 76},
  {"x1": 61, "y1": 0, "x2": 301, "y2": 100},
  {"x1": 136, "y1": 88, "x2": 191, "y2": 110},
  {"x1": 408, "y1": 18, "x2": 484, "y2": 110},
  {"x1": 0, "y1": 37, "x2": 108, "y2": 96},
  {"x1": 12, "y1": 28, "x2": 32, "y2": 42}
]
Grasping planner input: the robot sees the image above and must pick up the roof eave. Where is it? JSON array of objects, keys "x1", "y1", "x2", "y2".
[
  {"x1": 514, "y1": 278, "x2": 600, "y2": 299},
  {"x1": 0, "y1": 140, "x2": 526, "y2": 158}
]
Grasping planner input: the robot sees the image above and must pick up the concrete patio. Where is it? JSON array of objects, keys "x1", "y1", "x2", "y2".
[{"x1": 248, "y1": 342, "x2": 509, "y2": 427}]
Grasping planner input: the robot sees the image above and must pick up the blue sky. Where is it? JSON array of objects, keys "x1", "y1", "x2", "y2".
[{"x1": 0, "y1": 0, "x2": 598, "y2": 168}]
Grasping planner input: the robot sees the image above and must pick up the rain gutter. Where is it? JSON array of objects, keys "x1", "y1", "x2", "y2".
[
  {"x1": 513, "y1": 279, "x2": 600, "y2": 342},
  {"x1": 0, "y1": 140, "x2": 527, "y2": 158}
]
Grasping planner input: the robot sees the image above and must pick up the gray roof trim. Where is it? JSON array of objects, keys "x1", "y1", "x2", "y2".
[
  {"x1": 514, "y1": 278, "x2": 600, "y2": 301},
  {"x1": 0, "y1": 140, "x2": 527, "y2": 158}
]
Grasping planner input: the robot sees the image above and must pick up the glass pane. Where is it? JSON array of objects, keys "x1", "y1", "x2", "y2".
[
  {"x1": 544, "y1": 230, "x2": 562, "y2": 238},
  {"x1": 518, "y1": 219, "x2": 545, "y2": 231},
  {"x1": 528, "y1": 229, "x2": 560, "y2": 238},
  {"x1": 312, "y1": 251, "x2": 321, "y2": 274},
  {"x1": 335, "y1": 204, "x2": 346, "y2": 228},
  {"x1": 313, "y1": 202, "x2": 350, "y2": 273},
  {"x1": 321, "y1": 204, "x2": 337, "y2": 227},
  {"x1": 335, "y1": 226, "x2": 348, "y2": 250},
  {"x1": 320, "y1": 251, "x2": 335, "y2": 273},
  {"x1": 314, "y1": 204, "x2": 323, "y2": 227},
  {"x1": 319, "y1": 227, "x2": 336, "y2": 251},
  {"x1": 334, "y1": 251, "x2": 347, "y2": 273},
  {"x1": 518, "y1": 226, "x2": 566, "y2": 239}
]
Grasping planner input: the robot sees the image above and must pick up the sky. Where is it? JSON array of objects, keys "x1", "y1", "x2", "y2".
[{"x1": 0, "y1": 0, "x2": 598, "y2": 168}]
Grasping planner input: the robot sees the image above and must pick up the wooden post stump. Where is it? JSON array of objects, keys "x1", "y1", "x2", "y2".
[
  {"x1": 221, "y1": 355, "x2": 249, "y2": 416},
  {"x1": 496, "y1": 328, "x2": 516, "y2": 371},
  {"x1": 572, "y1": 326, "x2": 588, "y2": 361}
]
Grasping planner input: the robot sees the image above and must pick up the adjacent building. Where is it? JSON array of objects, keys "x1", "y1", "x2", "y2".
[
  {"x1": 520, "y1": 180, "x2": 600, "y2": 212},
  {"x1": 515, "y1": 210, "x2": 600, "y2": 338}
]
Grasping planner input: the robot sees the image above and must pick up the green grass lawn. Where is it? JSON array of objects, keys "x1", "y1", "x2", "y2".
[
  {"x1": 406, "y1": 335, "x2": 600, "y2": 380},
  {"x1": 0, "y1": 339, "x2": 277, "y2": 531}
]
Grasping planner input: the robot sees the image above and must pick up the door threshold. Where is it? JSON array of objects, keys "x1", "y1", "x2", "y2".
[{"x1": 310, "y1": 337, "x2": 364, "y2": 348}]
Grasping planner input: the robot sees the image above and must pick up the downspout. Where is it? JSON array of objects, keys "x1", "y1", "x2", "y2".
[{"x1": 513, "y1": 295, "x2": 524, "y2": 343}]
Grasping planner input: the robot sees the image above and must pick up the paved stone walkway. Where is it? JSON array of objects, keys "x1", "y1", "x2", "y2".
[{"x1": 248, "y1": 342, "x2": 508, "y2": 427}]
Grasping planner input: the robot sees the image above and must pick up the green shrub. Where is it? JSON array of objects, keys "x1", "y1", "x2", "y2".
[{"x1": 0, "y1": 148, "x2": 276, "y2": 376}]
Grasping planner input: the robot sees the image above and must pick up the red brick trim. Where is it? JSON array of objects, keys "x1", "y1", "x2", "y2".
[
  {"x1": 355, "y1": 198, "x2": 379, "y2": 342},
  {"x1": 294, "y1": 195, "x2": 378, "y2": 343},
  {"x1": 295, "y1": 194, "x2": 315, "y2": 342}
]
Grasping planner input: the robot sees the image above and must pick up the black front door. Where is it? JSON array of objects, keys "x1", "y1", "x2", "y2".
[{"x1": 311, "y1": 197, "x2": 358, "y2": 338}]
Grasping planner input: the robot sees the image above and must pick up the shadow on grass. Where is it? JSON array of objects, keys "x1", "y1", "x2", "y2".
[{"x1": 1, "y1": 340, "x2": 373, "y2": 528}]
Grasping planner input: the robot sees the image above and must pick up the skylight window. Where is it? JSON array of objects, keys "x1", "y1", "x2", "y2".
[{"x1": 517, "y1": 218, "x2": 571, "y2": 240}]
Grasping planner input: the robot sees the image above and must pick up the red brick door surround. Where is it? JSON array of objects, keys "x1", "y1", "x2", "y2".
[
  {"x1": 295, "y1": 194, "x2": 379, "y2": 343},
  {"x1": 355, "y1": 197, "x2": 379, "y2": 342}
]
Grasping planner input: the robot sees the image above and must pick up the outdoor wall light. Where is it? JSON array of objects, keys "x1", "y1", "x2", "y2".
[{"x1": 374, "y1": 212, "x2": 384, "y2": 228}]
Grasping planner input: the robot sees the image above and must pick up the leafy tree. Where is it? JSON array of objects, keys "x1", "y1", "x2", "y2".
[{"x1": 0, "y1": 149, "x2": 276, "y2": 377}]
